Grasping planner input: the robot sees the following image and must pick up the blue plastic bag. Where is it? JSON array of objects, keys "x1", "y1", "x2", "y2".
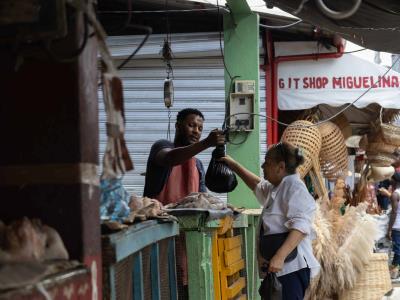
[{"x1": 100, "y1": 178, "x2": 130, "y2": 222}]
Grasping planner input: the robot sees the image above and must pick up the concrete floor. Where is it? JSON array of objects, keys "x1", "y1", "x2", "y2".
[{"x1": 382, "y1": 286, "x2": 400, "y2": 299}]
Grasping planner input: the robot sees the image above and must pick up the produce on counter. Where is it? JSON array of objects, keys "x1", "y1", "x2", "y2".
[
  {"x1": 164, "y1": 192, "x2": 227, "y2": 210},
  {"x1": 0, "y1": 217, "x2": 68, "y2": 264}
]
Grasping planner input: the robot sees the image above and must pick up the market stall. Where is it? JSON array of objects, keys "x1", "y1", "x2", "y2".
[{"x1": 272, "y1": 43, "x2": 400, "y2": 299}]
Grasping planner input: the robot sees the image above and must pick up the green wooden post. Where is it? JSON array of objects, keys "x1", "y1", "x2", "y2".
[
  {"x1": 245, "y1": 214, "x2": 262, "y2": 300},
  {"x1": 224, "y1": 0, "x2": 261, "y2": 208},
  {"x1": 185, "y1": 230, "x2": 214, "y2": 300},
  {"x1": 233, "y1": 211, "x2": 262, "y2": 300}
]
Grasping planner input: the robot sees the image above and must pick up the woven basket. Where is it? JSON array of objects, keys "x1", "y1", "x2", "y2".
[
  {"x1": 281, "y1": 120, "x2": 322, "y2": 178},
  {"x1": 332, "y1": 113, "x2": 352, "y2": 139},
  {"x1": 380, "y1": 108, "x2": 400, "y2": 146},
  {"x1": 317, "y1": 121, "x2": 348, "y2": 180},
  {"x1": 367, "y1": 152, "x2": 397, "y2": 167},
  {"x1": 367, "y1": 142, "x2": 397, "y2": 154},
  {"x1": 340, "y1": 253, "x2": 392, "y2": 300}
]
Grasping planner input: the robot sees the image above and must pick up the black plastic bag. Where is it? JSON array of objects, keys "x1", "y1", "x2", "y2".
[
  {"x1": 259, "y1": 272, "x2": 282, "y2": 300},
  {"x1": 205, "y1": 145, "x2": 238, "y2": 193}
]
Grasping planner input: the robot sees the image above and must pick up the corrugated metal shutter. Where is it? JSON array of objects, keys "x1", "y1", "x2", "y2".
[{"x1": 99, "y1": 32, "x2": 267, "y2": 198}]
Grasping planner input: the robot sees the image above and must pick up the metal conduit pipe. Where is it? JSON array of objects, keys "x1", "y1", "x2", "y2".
[{"x1": 315, "y1": 0, "x2": 362, "y2": 20}]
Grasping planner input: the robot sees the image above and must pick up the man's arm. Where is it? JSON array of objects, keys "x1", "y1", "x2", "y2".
[{"x1": 155, "y1": 130, "x2": 224, "y2": 166}]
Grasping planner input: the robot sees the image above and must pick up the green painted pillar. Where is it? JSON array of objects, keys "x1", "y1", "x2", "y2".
[
  {"x1": 224, "y1": 0, "x2": 260, "y2": 208},
  {"x1": 185, "y1": 231, "x2": 214, "y2": 300}
]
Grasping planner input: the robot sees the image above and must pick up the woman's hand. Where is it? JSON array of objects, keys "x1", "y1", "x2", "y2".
[
  {"x1": 218, "y1": 155, "x2": 236, "y2": 167},
  {"x1": 268, "y1": 253, "x2": 285, "y2": 273}
]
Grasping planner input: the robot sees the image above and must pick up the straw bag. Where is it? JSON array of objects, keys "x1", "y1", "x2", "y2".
[
  {"x1": 340, "y1": 253, "x2": 392, "y2": 300},
  {"x1": 380, "y1": 108, "x2": 400, "y2": 146},
  {"x1": 317, "y1": 121, "x2": 348, "y2": 180},
  {"x1": 281, "y1": 120, "x2": 322, "y2": 179}
]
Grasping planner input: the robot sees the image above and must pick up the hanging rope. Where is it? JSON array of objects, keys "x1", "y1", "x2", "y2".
[{"x1": 167, "y1": 108, "x2": 172, "y2": 141}]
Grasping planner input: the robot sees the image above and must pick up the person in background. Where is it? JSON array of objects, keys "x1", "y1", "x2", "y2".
[
  {"x1": 377, "y1": 179, "x2": 392, "y2": 212},
  {"x1": 387, "y1": 172, "x2": 400, "y2": 279},
  {"x1": 221, "y1": 142, "x2": 320, "y2": 300},
  {"x1": 143, "y1": 108, "x2": 224, "y2": 299}
]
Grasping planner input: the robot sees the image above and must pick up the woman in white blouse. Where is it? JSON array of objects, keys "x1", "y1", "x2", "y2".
[{"x1": 221, "y1": 142, "x2": 320, "y2": 300}]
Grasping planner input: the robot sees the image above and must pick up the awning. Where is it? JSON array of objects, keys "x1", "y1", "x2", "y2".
[
  {"x1": 268, "y1": 0, "x2": 400, "y2": 54},
  {"x1": 278, "y1": 54, "x2": 400, "y2": 110}
]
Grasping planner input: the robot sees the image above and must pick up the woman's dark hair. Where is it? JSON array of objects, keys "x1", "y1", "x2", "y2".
[
  {"x1": 392, "y1": 171, "x2": 400, "y2": 183},
  {"x1": 266, "y1": 142, "x2": 305, "y2": 174}
]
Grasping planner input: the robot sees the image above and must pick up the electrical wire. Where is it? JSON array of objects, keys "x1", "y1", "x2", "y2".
[
  {"x1": 98, "y1": 8, "x2": 229, "y2": 14},
  {"x1": 44, "y1": 11, "x2": 90, "y2": 63},
  {"x1": 117, "y1": 25, "x2": 152, "y2": 69},
  {"x1": 259, "y1": 19, "x2": 303, "y2": 29},
  {"x1": 216, "y1": 0, "x2": 234, "y2": 81},
  {"x1": 105, "y1": 0, "x2": 133, "y2": 35},
  {"x1": 342, "y1": 48, "x2": 367, "y2": 54},
  {"x1": 224, "y1": 54, "x2": 400, "y2": 129},
  {"x1": 215, "y1": 0, "x2": 241, "y2": 133}
]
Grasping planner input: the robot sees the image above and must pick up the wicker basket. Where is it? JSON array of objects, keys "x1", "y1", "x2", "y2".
[
  {"x1": 317, "y1": 121, "x2": 348, "y2": 180},
  {"x1": 380, "y1": 108, "x2": 400, "y2": 146},
  {"x1": 281, "y1": 120, "x2": 322, "y2": 178},
  {"x1": 332, "y1": 113, "x2": 352, "y2": 140},
  {"x1": 367, "y1": 152, "x2": 397, "y2": 167},
  {"x1": 367, "y1": 142, "x2": 397, "y2": 154},
  {"x1": 340, "y1": 253, "x2": 392, "y2": 300}
]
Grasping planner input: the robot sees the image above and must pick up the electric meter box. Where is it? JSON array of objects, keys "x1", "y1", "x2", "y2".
[
  {"x1": 234, "y1": 80, "x2": 256, "y2": 94},
  {"x1": 229, "y1": 80, "x2": 255, "y2": 131}
]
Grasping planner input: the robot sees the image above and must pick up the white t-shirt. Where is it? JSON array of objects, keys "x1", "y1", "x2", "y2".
[{"x1": 254, "y1": 174, "x2": 320, "y2": 278}]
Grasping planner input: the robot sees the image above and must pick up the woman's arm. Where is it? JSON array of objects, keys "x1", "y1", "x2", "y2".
[
  {"x1": 220, "y1": 155, "x2": 261, "y2": 191},
  {"x1": 268, "y1": 229, "x2": 305, "y2": 273}
]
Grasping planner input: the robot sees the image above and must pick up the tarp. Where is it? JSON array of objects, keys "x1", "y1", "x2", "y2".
[{"x1": 278, "y1": 54, "x2": 400, "y2": 110}]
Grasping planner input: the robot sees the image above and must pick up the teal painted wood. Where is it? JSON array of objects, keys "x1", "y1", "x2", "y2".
[
  {"x1": 244, "y1": 214, "x2": 261, "y2": 300},
  {"x1": 168, "y1": 238, "x2": 178, "y2": 300},
  {"x1": 109, "y1": 266, "x2": 117, "y2": 300},
  {"x1": 150, "y1": 243, "x2": 161, "y2": 300},
  {"x1": 133, "y1": 251, "x2": 144, "y2": 300},
  {"x1": 185, "y1": 231, "x2": 214, "y2": 300},
  {"x1": 105, "y1": 220, "x2": 179, "y2": 263}
]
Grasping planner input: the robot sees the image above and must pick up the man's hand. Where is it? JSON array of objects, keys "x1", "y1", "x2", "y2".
[
  {"x1": 268, "y1": 253, "x2": 285, "y2": 273},
  {"x1": 204, "y1": 129, "x2": 225, "y2": 147}
]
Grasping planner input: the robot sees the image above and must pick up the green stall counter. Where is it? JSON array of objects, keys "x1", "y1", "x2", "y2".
[{"x1": 175, "y1": 208, "x2": 262, "y2": 300}]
